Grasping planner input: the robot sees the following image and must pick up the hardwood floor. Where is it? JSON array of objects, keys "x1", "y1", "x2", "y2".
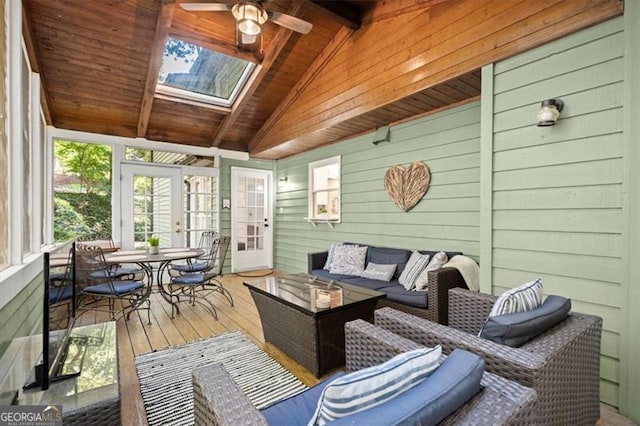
[{"x1": 76, "y1": 271, "x2": 634, "y2": 426}]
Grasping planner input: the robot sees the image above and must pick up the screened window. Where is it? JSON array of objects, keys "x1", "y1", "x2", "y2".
[
  {"x1": 157, "y1": 37, "x2": 254, "y2": 108},
  {"x1": 308, "y1": 156, "x2": 341, "y2": 221},
  {"x1": 0, "y1": 1, "x2": 7, "y2": 270}
]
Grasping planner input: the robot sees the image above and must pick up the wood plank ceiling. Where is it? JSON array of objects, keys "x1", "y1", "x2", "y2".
[{"x1": 23, "y1": 0, "x2": 622, "y2": 160}]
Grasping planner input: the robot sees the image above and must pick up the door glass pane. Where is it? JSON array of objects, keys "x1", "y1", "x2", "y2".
[
  {"x1": 183, "y1": 174, "x2": 217, "y2": 248},
  {"x1": 133, "y1": 175, "x2": 172, "y2": 249}
]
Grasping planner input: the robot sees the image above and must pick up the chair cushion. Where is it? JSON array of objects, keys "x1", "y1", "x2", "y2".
[
  {"x1": 83, "y1": 280, "x2": 144, "y2": 296},
  {"x1": 309, "y1": 346, "x2": 442, "y2": 425},
  {"x1": 50, "y1": 285, "x2": 73, "y2": 303},
  {"x1": 366, "y1": 247, "x2": 411, "y2": 279},
  {"x1": 414, "y1": 251, "x2": 449, "y2": 291},
  {"x1": 378, "y1": 285, "x2": 428, "y2": 308},
  {"x1": 172, "y1": 273, "x2": 207, "y2": 285},
  {"x1": 489, "y1": 278, "x2": 543, "y2": 317},
  {"x1": 171, "y1": 261, "x2": 209, "y2": 273},
  {"x1": 480, "y1": 295, "x2": 571, "y2": 347},
  {"x1": 398, "y1": 251, "x2": 430, "y2": 290},
  {"x1": 261, "y1": 372, "x2": 345, "y2": 425},
  {"x1": 361, "y1": 262, "x2": 396, "y2": 282},
  {"x1": 328, "y1": 349, "x2": 484, "y2": 426},
  {"x1": 89, "y1": 266, "x2": 141, "y2": 279},
  {"x1": 329, "y1": 245, "x2": 367, "y2": 276}
]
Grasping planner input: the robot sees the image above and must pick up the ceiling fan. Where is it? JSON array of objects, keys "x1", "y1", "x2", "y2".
[{"x1": 180, "y1": 1, "x2": 313, "y2": 39}]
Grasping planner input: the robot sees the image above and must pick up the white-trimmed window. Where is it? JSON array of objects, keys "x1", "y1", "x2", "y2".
[{"x1": 308, "y1": 156, "x2": 341, "y2": 222}]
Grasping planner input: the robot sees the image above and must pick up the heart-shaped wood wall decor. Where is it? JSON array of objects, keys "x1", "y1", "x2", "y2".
[{"x1": 384, "y1": 161, "x2": 431, "y2": 212}]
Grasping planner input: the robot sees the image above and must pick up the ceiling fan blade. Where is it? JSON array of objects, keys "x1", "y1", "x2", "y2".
[
  {"x1": 180, "y1": 3, "x2": 232, "y2": 12},
  {"x1": 268, "y1": 11, "x2": 313, "y2": 34}
]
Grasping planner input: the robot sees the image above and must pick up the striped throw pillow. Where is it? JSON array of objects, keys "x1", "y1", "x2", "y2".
[
  {"x1": 308, "y1": 346, "x2": 442, "y2": 426},
  {"x1": 489, "y1": 278, "x2": 543, "y2": 317},
  {"x1": 398, "y1": 251, "x2": 431, "y2": 290}
]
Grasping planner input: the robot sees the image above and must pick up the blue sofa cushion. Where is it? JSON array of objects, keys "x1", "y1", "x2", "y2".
[
  {"x1": 311, "y1": 269, "x2": 361, "y2": 282},
  {"x1": 378, "y1": 285, "x2": 428, "y2": 308},
  {"x1": 480, "y1": 295, "x2": 571, "y2": 347},
  {"x1": 261, "y1": 372, "x2": 345, "y2": 426},
  {"x1": 366, "y1": 247, "x2": 411, "y2": 279},
  {"x1": 329, "y1": 349, "x2": 484, "y2": 425},
  {"x1": 341, "y1": 277, "x2": 397, "y2": 291}
]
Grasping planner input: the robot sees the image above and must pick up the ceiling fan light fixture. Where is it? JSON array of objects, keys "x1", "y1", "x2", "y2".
[{"x1": 232, "y1": 3, "x2": 268, "y2": 36}]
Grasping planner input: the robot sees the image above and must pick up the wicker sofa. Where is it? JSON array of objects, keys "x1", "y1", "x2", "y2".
[
  {"x1": 308, "y1": 245, "x2": 468, "y2": 324},
  {"x1": 374, "y1": 288, "x2": 603, "y2": 425},
  {"x1": 192, "y1": 319, "x2": 537, "y2": 425}
]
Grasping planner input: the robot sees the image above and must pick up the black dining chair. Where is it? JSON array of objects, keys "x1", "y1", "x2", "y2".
[
  {"x1": 79, "y1": 236, "x2": 142, "y2": 280},
  {"x1": 170, "y1": 230, "x2": 219, "y2": 274},
  {"x1": 168, "y1": 235, "x2": 233, "y2": 319},
  {"x1": 75, "y1": 244, "x2": 150, "y2": 323},
  {"x1": 49, "y1": 244, "x2": 75, "y2": 330}
]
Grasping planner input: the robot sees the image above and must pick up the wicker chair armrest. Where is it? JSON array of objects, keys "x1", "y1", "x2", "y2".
[
  {"x1": 374, "y1": 307, "x2": 543, "y2": 387},
  {"x1": 307, "y1": 251, "x2": 328, "y2": 273},
  {"x1": 427, "y1": 268, "x2": 467, "y2": 325},
  {"x1": 344, "y1": 319, "x2": 424, "y2": 373},
  {"x1": 192, "y1": 363, "x2": 268, "y2": 426},
  {"x1": 443, "y1": 370, "x2": 537, "y2": 425},
  {"x1": 448, "y1": 287, "x2": 497, "y2": 333}
]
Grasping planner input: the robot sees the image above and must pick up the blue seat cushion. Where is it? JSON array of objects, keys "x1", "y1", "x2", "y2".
[
  {"x1": 329, "y1": 349, "x2": 484, "y2": 425},
  {"x1": 171, "y1": 273, "x2": 208, "y2": 285},
  {"x1": 83, "y1": 280, "x2": 144, "y2": 296},
  {"x1": 89, "y1": 266, "x2": 141, "y2": 279},
  {"x1": 378, "y1": 285, "x2": 428, "y2": 308},
  {"x1": 171, "y1": 262, "x2": 209, "y2": 273},
  {"x1": 341, "y1": 277, "x2": 395, "y2": 291},
  {"x1": 480, "y1": 295, "x2": 571, "y2": 347},
  {"x1": 261, "y1": 372, "x2": 345, "y2": 425},
  {"x1": 310, "y1": 269, "x2": 360, "y2": 282},
  {"x1": 50, "y1": 285, "x2": 73, "y2": 303}
]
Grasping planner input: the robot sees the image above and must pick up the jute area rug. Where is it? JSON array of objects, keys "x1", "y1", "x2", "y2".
[{"x1": 135, "y1": 331, "x2": 307, "y2": 426}]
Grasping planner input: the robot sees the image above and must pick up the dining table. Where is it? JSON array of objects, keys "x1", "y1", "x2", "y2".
[{"x1": 103, "y1": 247, "x2": 205, "y2": 315}]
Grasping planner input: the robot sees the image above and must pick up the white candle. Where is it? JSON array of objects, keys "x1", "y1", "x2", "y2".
[{"x1": 316, "y1": 291, "x2": 331, "y2": 308}]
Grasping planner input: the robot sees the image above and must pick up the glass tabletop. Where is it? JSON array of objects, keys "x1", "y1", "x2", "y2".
[{"x1": 243, "y1": 273, "x2": 385, "y2": 314}]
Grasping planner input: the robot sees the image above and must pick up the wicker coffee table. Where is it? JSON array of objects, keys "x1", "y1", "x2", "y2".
[{"x1": 244, "y1": 273, "x2": 385, "y2": 377}]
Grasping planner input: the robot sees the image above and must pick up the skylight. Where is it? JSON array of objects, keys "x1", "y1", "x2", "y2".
[{"x1": 156, "y1": 37, "x2": 254, "y2": 108}]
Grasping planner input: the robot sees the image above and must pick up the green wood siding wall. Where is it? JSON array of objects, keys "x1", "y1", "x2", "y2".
[
  {"x1": 0, "y1": 273, "x2": 42, "y2": 359},
  {"x1": 483, "y1": 17, "x2": 625, "y2": 408},
  {"x1": 274, "y1": 102, "x2": 481, "y2": 273}
]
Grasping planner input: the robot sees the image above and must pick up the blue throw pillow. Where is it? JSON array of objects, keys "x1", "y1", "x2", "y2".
[{"x1": 308, "y1": 346, "x2": 442, "y2": 425}]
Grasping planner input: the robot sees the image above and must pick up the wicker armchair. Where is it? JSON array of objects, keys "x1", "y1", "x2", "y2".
[
  {"x1": 374, "y1": 287, "x2": 603, "y2": 425},
  {"x1": 193, "y1": 319, "x2": 536, "y2": 426}
]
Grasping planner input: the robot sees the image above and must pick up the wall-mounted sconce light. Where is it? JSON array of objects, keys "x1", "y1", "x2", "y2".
[
  {"x1": 372, "y1": 125, "x2": 391, "y2": 145},
  {"x1": 278, "y1": 176, "x2": 288, "y2": 186},
  {"x1": 536, "y1": 98, "x2": 564, "y2": 126}
]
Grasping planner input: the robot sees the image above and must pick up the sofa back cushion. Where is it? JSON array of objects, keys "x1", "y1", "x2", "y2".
[
  {"x1": 309, "y1": 346, "x2": 442, "y2": 425},
  {"x1": 480, "y1": 295, "x2": 571, "y2": 347},
  {"x1": 326, "y1": 349, "x2": 484, "y2": 426},
  {"x1": 367, "y1": 246, "x2": 411, "y2": 279}
]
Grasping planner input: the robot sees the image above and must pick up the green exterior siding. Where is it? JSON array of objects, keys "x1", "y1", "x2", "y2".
[
  {"x1": 0, "y1": 272, "x2": 42, "y2": 359},
  {"x1": 483, "y1": 17, "x2": 625, "y2": 408},
  {"x1": 274, "y1": 102, "x2": 481, "y2": 273}
]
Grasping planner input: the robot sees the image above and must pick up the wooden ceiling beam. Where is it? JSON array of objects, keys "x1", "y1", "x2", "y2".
[
  {"x1": 210, "y1": 1, "x2": 305, "y2": 147},
  {"x1": 137, "y1": 3, "x2": 176, "y2": 138},
  {"x1": 22, "y1": 4, "x2": 52, "y2": 124},
  {"x1": 307, "y1": 1, "x2": 361, "y2": 30},
  {"x1": 248, "y1": 25, "x2": 354, "y2": 153}
]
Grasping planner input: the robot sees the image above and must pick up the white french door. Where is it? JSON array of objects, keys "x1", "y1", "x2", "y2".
[
  {"x1": 231, "y1": 167, "x2": 273, "y2": 272},
  {"x1": 121, "y1": 164, "x2": 183, "y2": 249}
]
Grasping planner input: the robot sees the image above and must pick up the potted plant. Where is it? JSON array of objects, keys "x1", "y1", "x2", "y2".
[{"x1": 148, "y1": 235, "x2": 160, "y2": 254}]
